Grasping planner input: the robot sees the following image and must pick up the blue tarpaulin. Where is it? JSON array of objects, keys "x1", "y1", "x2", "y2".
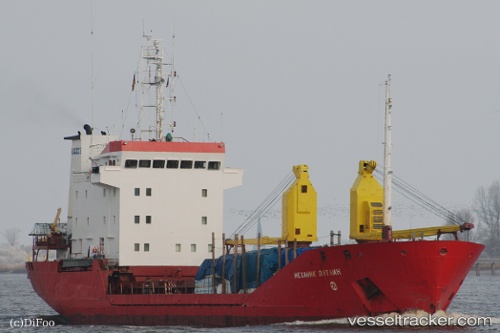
[{"x1": 195, "y1": 247, "x2": 313, "y2": 293}]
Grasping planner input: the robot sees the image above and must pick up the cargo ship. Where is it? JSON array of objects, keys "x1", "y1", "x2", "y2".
[{"x1": 26, "y1": 37, "x2": 484, "y2": 326}]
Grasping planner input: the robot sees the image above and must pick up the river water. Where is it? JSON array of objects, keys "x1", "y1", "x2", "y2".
[{"x1": 1, "y1": 271, "x2": 499, "y2": 332}]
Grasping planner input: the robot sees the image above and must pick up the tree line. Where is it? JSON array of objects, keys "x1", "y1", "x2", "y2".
[{"x1": 447, "y1": 180, "x2": 500, "y2": 257}]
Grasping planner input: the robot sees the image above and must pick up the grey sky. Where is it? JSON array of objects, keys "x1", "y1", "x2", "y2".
[{"x1": 1, "y1": 1, "x2": 499, "y2": 246}]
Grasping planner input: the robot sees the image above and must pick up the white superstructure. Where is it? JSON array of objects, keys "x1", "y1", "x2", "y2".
[
  {"x1": 65, "y1": 131, "x2": 242, "y2": 266},
  {"x1": 62, "y1": 37, "x2": 243, "y2": 266}
]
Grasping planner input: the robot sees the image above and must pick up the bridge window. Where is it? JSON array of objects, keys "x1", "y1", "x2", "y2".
[
  {"x1": 194, "y1": 161, "x2": 206, "y2": 169},
  {"x1": 191, "y1": 244, "x2": 197, "y2": 252},
  {"x1": 153, "y1": 160, "x2": 165, "y2": 168},
  {"x1": 146, "y1": 188, "x2": 152, "y2": 196},
  {"x1": 124, "y1": 159, "x2": 221, "y2": 171},
  {"x1": 134, "y1": 188, "x2": 140, "y2": 196},
  {"x1": 175, "y1": 244, "x2": 181, "y2": 252},
  {"x1": 201, "y1": 216, "x2": 207, "y2": 225},
  {"x1": 134, "y1": 243, "x2": 139, "y2": 252},
  {"x1": 167, "y1": 160, "x2": 179, "y2": 168},
  {"x1": 134, "y1": 216, "x2": 140, "y2": 224},
  {"x1": 146, "y1": 216, "x2": 152, "y2": 224},
  {"x1": 125, "y1": 160, "x2": 138, "y2": 168},
  {"x1": 208, "y1": 161, "x2": 221, "y2": 170},
  {"x1": 144, "y1": 243, "x2": 150, "y2": 252}
]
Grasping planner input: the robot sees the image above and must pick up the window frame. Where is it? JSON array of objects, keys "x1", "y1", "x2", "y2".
[
  {"x1": 153, "y1": 160, "x2": 165, "y2": 168},
  {"x1": 180, "y1": 160, "x2": 193, "y2": 169},
  {"x1": 125, "y1": 160, "x2": 138, "y2": 168},
  {"x1": 167, "y1": 160, "x2": 179, "y2": 169},
  {"x1": 208, "y1": 161, "x2": 221, "y2": 170},
  {"x1": 139, "y1": 160, "x2": 151, "y2": 168},
  {"x1": 194, "y1": 161, "x2": 206, "y2": 169}
]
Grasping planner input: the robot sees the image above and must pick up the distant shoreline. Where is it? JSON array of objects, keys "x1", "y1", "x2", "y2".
[{"x1": 0, "y1": 264, "x2": 26, "y2": 274}]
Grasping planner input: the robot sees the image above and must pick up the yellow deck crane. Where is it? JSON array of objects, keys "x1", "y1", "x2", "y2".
[
  {"x1": 226, "y1": 164, "x2": 317, "y2": 247},
  {"x1": 349, "y1": 160, "x2": 473, "y2": 242}
]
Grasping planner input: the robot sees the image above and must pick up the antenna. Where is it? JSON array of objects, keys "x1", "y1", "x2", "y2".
[
  {"x1": 221, "y1": 112, "x2": 224, "y2": 142},
  {"x1": 142, "y1": 19, "x2": 151, "y2": 41},
  {"x1": 90, "y1": 1, "x2": 95, "y2": 131}
]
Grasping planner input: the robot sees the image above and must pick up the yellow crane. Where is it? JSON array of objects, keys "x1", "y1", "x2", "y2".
[
  {"x1": 349, "y1": 160, "x2": 473, "y2": 242},
  {"x1": 50, "y1": 208, "x2": 62, "y2": 233},
  {"x1": 226, "y1": 165, "x2": 317, "y2": 247}
]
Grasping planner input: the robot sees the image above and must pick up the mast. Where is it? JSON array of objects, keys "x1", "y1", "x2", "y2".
[
  {"x1": 168, "y1": 31, "x2": 177, "y2": 134},
  {"x1": 139, "y1": 37, "x2": 175, "y2": 141},
  {"x1": 383, "y1": 74, "x2": 393, "y2": 241},
  {"x1": 154, "y1": 40, "x2": 164, "y2": 141}
]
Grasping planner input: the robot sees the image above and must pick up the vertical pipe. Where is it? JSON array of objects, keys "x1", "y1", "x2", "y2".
[
  {"x1": 256, "y1": 232, "x2": 261, "y2": 288},
  {"x1": 241, "y1": 235, "x2": 246, "y2": 294},
  {"x1": 330, "y1": 230, "x2": 334, "y2": 246},
  {"x1": 278, "y1": 240, "x2": 282, "y2": 271},
  {"x1": 212, "y1": 232, "x2": 216, "y2": 294},
  {"x1": 338, "y1": 230, "x2": 341, "y2": 245},
  {"x1": 221, "y1": 233, "x2": 226, "y2": 294},
  {"x1": 234, "y1": 234, "x2": 238, "y2": 294},
  {"x1": 285, "y1": 241, "x2": 289, "y2": 266},
  {"x1": 293, "y1": 238, "x2": 297, "y2": 260}
]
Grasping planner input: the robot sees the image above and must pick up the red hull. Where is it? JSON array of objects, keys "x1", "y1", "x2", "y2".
[{"x1": 26, "y1": 240, "x2": 483, "y2": 327}]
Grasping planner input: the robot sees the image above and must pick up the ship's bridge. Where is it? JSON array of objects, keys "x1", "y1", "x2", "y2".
[{"x1": 68, "y1": 135, "x2": 242, "y2": 266}]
